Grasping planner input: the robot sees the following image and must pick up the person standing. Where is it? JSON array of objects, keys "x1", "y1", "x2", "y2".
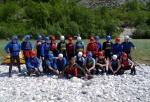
[
  {"x1": 74, "y1": 36, "x2": 85, "y2": 56},
  {"x1": 122, "y1": 35, "x2": 136, "y2": 60},
  {"x1": 110, "y1": 38, "x2": 123, "y2": 59},
  {"x1": 41, "y1": 37, "x2": 51, "y2": 73},
  {"x1": 67, "y1": 37, "x2": 74, "y2": 61},
  {"x1": 57, "y1": 36, "x2": 67, "y2": 59},
  {"x1": 94, "y1": 36, "x2": 102, "y2": 52},
  {"x1": 34, "y1": 35, "x2": 43, "y2": 59},
  {"x1": 21, "y1": 35, "x2": 32, "y2": 70},
  {"x1": 50, "y1": 36, "x2": 59, "y2": 57},
  {"x1": 4, "y1": 36, "x2": 21, "y2": 77},
  {"x1": 86, "y1": 37, "x2": 98, "y2": 59},
  {"x1": 102, "y1": 35, "x2": 113, "y2": 60}
]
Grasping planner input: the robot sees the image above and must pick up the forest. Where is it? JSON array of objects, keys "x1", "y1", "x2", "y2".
[{"x1": 0, "y1": 0, "x2": 150, "y2": 39}]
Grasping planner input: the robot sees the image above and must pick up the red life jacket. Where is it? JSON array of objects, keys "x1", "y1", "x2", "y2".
[
  {"x1": 65, "y1": 64, "x2": 78, "y2": 77},
  {"x1": 51, "y1": 43, "x2": 57, "y2": 51},
  {"x1": 23, "y1": 50, "x2": 32, "y2": 58},
  {"x1": 67, "y1": 43, "x2": 74, "y2": 54},
  {"x1": 87, "y1": 43, "x2": 97, "y2": 55},
  {"x1": 121, "y1": 58, "x2": 129, "y2": 67}
]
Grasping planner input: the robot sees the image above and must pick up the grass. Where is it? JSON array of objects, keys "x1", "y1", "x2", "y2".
[{"x1": 0, "y1": 39, "x2": 150, "y2": 64}]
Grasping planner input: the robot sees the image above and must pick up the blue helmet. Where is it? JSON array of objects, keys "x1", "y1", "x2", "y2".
[
  {"x1": 45, "y1": 37, "x2": 49, "y2": 41},
  {"x1": 87, "y1": 52, "x2": 92, "y2": 58},
  {"x1": 94, "y1": 36, "x2": 99, "y2": 40},
  {"x1": 25, "y1": 35, "x2": 30, "y2": 40},
  {"x1": 12, "y1": 36, "x2": 18, "y2": 40},
  {"x1": 106, "y1": 35, "x2": 111, "y2": 40},
  {"x1": 49, "y1": 54, "x2": 54, "y2": 58},
  {"x1": 38, "y1": 35, "x2": 42, "y2": 39}
]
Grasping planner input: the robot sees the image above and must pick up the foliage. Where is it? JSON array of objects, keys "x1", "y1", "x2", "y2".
[{"x1": 0, "y1": 0, "x2": 150, "y2": 39}]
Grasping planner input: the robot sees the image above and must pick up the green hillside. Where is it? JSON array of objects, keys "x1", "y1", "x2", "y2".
[{"x1": 0, "y1": 0, "x2": 150, "y2": 39}]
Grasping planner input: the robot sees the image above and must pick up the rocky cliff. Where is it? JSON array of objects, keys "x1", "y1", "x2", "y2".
[{"x1": 77, "y1": 0, "x2": 149, "y2": 9}]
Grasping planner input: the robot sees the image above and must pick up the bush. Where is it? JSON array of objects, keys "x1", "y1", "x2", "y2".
[
  {"x1": 132, "y1": 23, "x2": 150, "y2": 39},
  {"x1": 0, "y1": 2, "x2": 20, "y2": 22}
]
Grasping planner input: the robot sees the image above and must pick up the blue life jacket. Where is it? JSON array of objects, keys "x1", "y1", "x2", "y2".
[
  {"x1": 30, "y1": 57, "x2": 38, "y2": 67},
  {"x1": 76, "y1": 56, "x2": 84, "y2": 67},
  {"x1": 21, "y1": 41, "x2": 32, "y2": 50},
  {"x1": 57, "y1": 59, "x2": 64, "y2": 69},
  {"x1": 111, "y1": 59, "x2": 118, "y2": 70},
  {"x1": 44, "y1": 42, "x2": 51, "y2": 51},
  {"x1": 122, "y1": 42, "x2": 134, "y2": 53},
  {"x1": 95, "y1": 42, "x2": 102, "y2": 51},
  {"x1": 9, "y1": 42, "x2": 20, "y2": 52}
]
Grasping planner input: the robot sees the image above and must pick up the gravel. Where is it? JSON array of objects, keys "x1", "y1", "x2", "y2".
[{"x1": 0, "y1": 64, "x2": 150, "y2": 102}]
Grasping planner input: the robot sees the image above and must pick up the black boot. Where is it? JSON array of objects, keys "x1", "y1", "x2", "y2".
[
  {"x1": 9, "y1": 67, "x2": 12, "y2": 77},
  {"x1": 9, "y1": 73, "x2": 12, "y2": 77},
  {"x1": 18, "y1": 67, "x2": 21, "y2": 73},
  {"x1": 96, "y1": 68, "x2": 99, "y2": 75},
  {"x1": 36, "y1": 71, "x2": 40, "y2": 77},
  {"x1": 130, "y1": 67, "x2": 136, "y2": 75}
]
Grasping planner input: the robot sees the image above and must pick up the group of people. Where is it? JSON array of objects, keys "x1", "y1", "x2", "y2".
[{"x1": 4, "y1": 34, "x2": 136, "y2": 78}]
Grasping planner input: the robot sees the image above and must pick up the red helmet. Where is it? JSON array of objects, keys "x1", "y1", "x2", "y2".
[
  {"x1": 31, "y1": 51, "x2": 36, "y2": 56},
  {"x1": 98, "y1": 52, "x2": 103, "y2": 56},
  {"x1": 115, "y1": 38, "x2": 120, "y2": 42},
  {"x1": 68, "y1": 37, "x2": 73, "y2": 42},
  {"x1": 90, "y1": 37, "x2": 94, "y2": 41},
  {"x1": 51, "y1": 36, "x2": 56, "y2": 41},
  {"x1": 122, "y1": 53, "x2": 127, "y2": 58}
]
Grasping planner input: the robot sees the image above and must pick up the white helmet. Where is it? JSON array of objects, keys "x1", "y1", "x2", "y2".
[
  {"x1": 78, "y1": 52, "x2": 83, "y2": 57},
  {"x1": 112, "y1": 55, "x2": 117, "y2": 60},
  {"x1": 124, "y1": 35, "x2": 129, "y2": 39},
  {"x1": 60, "y1": 36, "x2": 65, "y2": 40},
  {"x1": 77, "y1": 37, "x2": 81, "y2": 41},
  {"x1": 58, "y1": 53, "x2": 63, "y2": 58}
]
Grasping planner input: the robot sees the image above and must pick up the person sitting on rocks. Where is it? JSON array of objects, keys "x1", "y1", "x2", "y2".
[
  {"x1": 45, "y1": 54, "x2": 59, "y2": 75},
  {"x1": 27, "y1": 51, "x2": 41, "y2": 77},
  {"x1": 62, "y1": 57, "x2": 91, "y2": 79},
  {"x1": 108, "y1": 54, "x2": 121, "y2": 75},
  {"x1": 95, "y1": 51, "x2": 107, "y2": 75},
  {"x1": 120, "y1": 53, "x2": 136, "y2": 75},
  {"x1": 74, "y1": 52, "x2": 85, "y2": 68},
  {"x1": 84, "y1": 52, "x2": 96, "y2": 75},
  {"x1": 55, "y1": 53, "x2": 67, "y2": 74}
]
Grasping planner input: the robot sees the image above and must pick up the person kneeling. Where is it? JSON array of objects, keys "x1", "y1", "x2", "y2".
[
  {"x1": 120, "y1": 53, "x2": 136, "y2": 75},
  {"x1": 45, "y1": 54, "x2": 59, "y2": 75},
  {"x1": 62, "y1": 57, "x2": 92, "y2": 79},
  {"x1": 108, "y1": 55, "x2": 121, "y2": 75},
  {"x1": 84, "y1": 52, "x2": 96, "y2": 75},
  {"x1": 95, "y1": 52, "x2": 107, "y2": 75},
  {"x1": 27, "y1": 51, "x2": 41, "y2": 77}
]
